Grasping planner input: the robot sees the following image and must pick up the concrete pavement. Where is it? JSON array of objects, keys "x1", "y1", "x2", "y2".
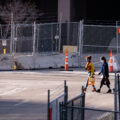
[{"x1": 0, "y1": 70, "x2": 116, "y2": 120}]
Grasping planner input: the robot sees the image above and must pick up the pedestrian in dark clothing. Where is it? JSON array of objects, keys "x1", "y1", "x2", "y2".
[{"x1": 96, "y1": 56, "x2": 112, "y2": 93}]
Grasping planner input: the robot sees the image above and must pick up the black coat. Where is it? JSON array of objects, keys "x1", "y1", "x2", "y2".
[{"x1": 100, "y1": 62, "x2": 109, "y2": 77}]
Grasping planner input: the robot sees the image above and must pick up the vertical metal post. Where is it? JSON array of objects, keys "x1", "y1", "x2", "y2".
[
  {"x1": 118, "y1": 74, "x2": 120, "y2": 120},
  {"x1": 48, "y1": 90, "x2": 50, "y2": 120},
  {"x1": 51, "y1": 24, "x2": 53, "y2": 52},
  {"x1": 58, "y1": 12, "x2": 62, "y2": 52},
  {"x1": 117, "y1": 74, "x2": 120, "y2": 112},
  {"x1": 116, "y1": 21, "x2": 119, "y2": 58},
  {"x1": 78, "y1": 20, "x2": 84, "y2": 68},
  {"x1": 59, "y1": 102, "x2": 62, "y2": 120},
  {"x1": 13, "y1": 23, "x2": 15, "y2": 56},
  {"x1": 11, "y1": 13, "x2": 15, "y2": 55},
  {"x1": 64, "y1": 80, "x2": 68, "y2": 102},
  {"x1": 10, "y1": 13, "x2": 13, "y2": 54},
  {"x1": 59, "y1": 22, "x2": 62, "y2": 52},
  {"x1": 33, "y1": 22, "x2": 36, "y2": 55},
  {"x1": 81, "y1": 86, "x2": 85, "y2": 120},
  {"x1": 64, "y1": 80, "x2": 68, "y2": 120},
  {"x1": 114, "y1": 73, "x2": 117, "y2": 120},
  {"x1": 71, "y1": 101, "x2": 74, "y2": 120},
  {"x1": 37, "y1": 24, "x2": 40, "y2": 53},
  {"x1": 14, "y1": 25, "x2": 18, "y2": 54},
  {"x1": 11, "y1": 13, "x2": 16, "y2": 70},
  {"x1": 61, "y1": 102, "x2": 64, "y2": 120}
]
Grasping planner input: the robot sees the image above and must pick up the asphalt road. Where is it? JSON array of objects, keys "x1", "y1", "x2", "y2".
[{"x1": 0, "y1": 70, "x2": 115, "y2": 120}]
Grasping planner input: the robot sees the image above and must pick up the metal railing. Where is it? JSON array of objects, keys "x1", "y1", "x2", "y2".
[
  {"x1": 48, "y1": 80, "x2": 68, "y2": 120},
  {"x1": 59, "y1": 73, "x2": 120, "y2": 120},
  {"x1": 59, "y1": 86, "x2": 85, "y2": 120}
]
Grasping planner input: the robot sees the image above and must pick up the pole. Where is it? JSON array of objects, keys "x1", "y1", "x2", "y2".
[
  {"x1": 78, "y1": 21, "x2": 82, "y2": 68},
  {"x1": 114, "y1": 73, "x2": 117, "y2": 120},
  {"x1": 37, "y1": 24, "x2": 40, "y2": 53},
  {"x1": 116, "y1": 21, "x2": 119, "y2": 58},
  {"x1": 118, "y1": 74, "x2": 120, "y2": 120},
  {"x1": 64, "y1": 80, "x2": 68, "y2": 102},
  {"x1": 117, "y1": 74, "x2": 120, "y2": 111},
  {"x1": 81, "y1": 86, "x2": 85, "y2": 120},
  {"x1": 48, "y1": 90, "x2": 50, "y2": 120},
  {"x1": 58, "y1": 12, "x2": 62, "y2": 52},
  {"x1": 33, "y1": 22, "x2": 36, "y2": 55},
  {"x1": 11, "y1": 13, "x2": 16, "y2": 70},
  {"x1": 58, "y1": 22, "x2": 62, "y2": 52},
  {"x1": 78, "y1": 20, "x2": 84, "y2": 68},
  {"x1": 51, "y1": 24, "x2": 53, "y2": 52},
  {"x1": 71, "y1": 101, "x2": 74, "y2": 120},
  {"x1": 10, "y1": 13, "x2": 14, "y2": 54},
  {"x1": 64, "y1": 80, "x2": 68, "y2": 120}
]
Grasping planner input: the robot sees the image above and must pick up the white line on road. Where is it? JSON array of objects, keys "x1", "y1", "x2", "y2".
[
  {"x1": 0, "y1": 87, "x2": 26, "y2": 96},
  {"x1": 14, "y1": 101, "x2": 27, "y2": 106}
]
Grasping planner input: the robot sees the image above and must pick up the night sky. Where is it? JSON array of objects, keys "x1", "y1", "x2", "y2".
[
  {"x1": 74, "y1": 0, "x2": 120, "y2": 21},
  {"x1": 0, "y1": 0, "x2": 119, "y2": 22},
  {"x1": 86, "y1": 0, "x2": 119, "y2": 20}
]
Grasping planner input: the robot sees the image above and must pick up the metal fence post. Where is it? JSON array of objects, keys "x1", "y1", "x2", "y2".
[
  {"x1": 78, "y1": 20, "x2": 84, "y2": 68},
  {"x1": 116, "y1": 21, "x2": 119, "y2": 58},
  {"x1": 64, "y1": 80, "x2": 68, "y2": 120},
  {"x1": 64, "y1": 80, "x2": 68, "y2": 102},
  {"x1": 61, "y1": 102, "x2": 64, "y2": 120},
  {"x1": 59, "y1": 102, "x2": 62, "y2": 120},
  {"x1": 117, "y1": 74, "x2": 120, "y2": 112},
  {"x1": 117, "y1": 74, "x2": 120, "y2": 120},
  {"x1": 58, "y1": 22, "x2": 62, "y2": 52},
  {"x1": 51, "y1": 24, "x2": 53, "y2": 52},
  {"x1": 33, "y1": 22, "x2": 36, "y2": 55},
  {"x1": 81, "y1": 86, "x2": 85, "y2": 120},
  {"x1": 114, "y1": 73, "x2": 117, "y2": 120},
  {"x1": 71, "y1": 101, "x2": 74, "y2": 120},
  {"x1": 48, "y1": 90, "x2": 50, "y2": 120},
  {"x1": 10, "y1": 13, "x2": 13, "y2": 55}
]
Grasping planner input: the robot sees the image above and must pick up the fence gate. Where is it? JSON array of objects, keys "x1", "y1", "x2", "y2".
[
  {"x1": 60, "y1": 86, "x2": 85, "y2": 120},
  {"x1": 48, "y1": 81, "x2": 68, "y2": 120}
]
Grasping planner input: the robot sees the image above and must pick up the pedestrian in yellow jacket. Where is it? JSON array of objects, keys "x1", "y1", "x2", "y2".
[{"x1": 84, "y1": 56, "x2": 96, "y2": 92}]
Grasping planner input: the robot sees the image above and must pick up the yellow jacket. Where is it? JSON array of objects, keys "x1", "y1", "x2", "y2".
[{"x1": 85, "y1": 62, "x2": 95, "y2": 76}]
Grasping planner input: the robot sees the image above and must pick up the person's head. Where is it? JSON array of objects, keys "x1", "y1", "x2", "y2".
[
  {"x1": 86, "y1": 56, "x2": 92, "y2": 62},
  {"x1": 100, "y1": 56, "x2": 106, "y2": 63}
]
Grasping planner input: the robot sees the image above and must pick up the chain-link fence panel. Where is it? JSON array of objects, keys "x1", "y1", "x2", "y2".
[
  {"x1": 80, "y1": 24, "x2": 116, "y2": 67},
  {"x1": 37, "y1": 23, "x2": 60, "y2": 53},
  {"x1": 66, "y1": 97, "x2": 83, "y2": 120},
  {"x1": 116, "y1": 21, "x2": 120, "y2": 62},
  {"x1": 0, "y1": 24, "x2": 11, "y2": 54},
  {"x1": 60, "y1": 93, "x2": 84, "y2": 120},
  {"x1": 61, "y1": 22, "x2": 79, "y2": 51},
  {"x1": 15, "y1": 24, "x2": 33, "y2": 53}
]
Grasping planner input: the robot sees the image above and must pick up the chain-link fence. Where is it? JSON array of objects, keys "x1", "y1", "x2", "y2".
[
  {"x1": 0, "y1": 22, "x2": 80, "y2": 55},
  {"x1": 60, "y1": 85, "x2": 120, "y2": 120},
  {"x1": 0, "y1": 21, "x2": 120, "y2": 68},
  {"x1": 80, "y1": 23, "x2": 117, "y2": 67}
]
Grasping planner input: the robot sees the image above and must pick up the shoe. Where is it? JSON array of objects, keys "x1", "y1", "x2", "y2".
[
  {"x1": 92, "y1": 87, "x2": 96, "y2": 92},
  {"x1": 107, "y1": 89, "x2": 112, "y2": 93},
  {"x1": 96, "y1": 89, "x2": 101, "y2": 93}
]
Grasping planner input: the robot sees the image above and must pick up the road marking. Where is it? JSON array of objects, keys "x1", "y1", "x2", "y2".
[
  {"x1": 0, "y1": 87, "x2": 26, "y2": 96},
  {"x1": 14, "y1": 101, "x2": 27, "y2": 106}
]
